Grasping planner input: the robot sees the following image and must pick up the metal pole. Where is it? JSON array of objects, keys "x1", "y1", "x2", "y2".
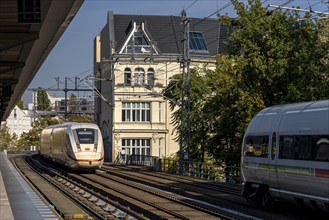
[
  {"x1": 64, "y1": 77, "x2": 67, "y2": 119},
  {"x1": 180, "y1": 9, "x2": 187, "y2": 162},
  {"x1": 186, "y1": 17, "x2": 191, "y2": 162}
]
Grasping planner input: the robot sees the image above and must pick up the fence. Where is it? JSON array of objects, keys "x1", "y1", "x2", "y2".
[
  {"x1": 161, "y1": 159, "x2": 241, "y2": 183},
  {"x1": 114, "y1": 154, "x2": 241, "y2": 184}
]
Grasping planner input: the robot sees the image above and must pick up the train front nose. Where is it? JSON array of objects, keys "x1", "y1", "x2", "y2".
[
  {"x1": 74, "y1": 147, "x2": 103, "y2": 169},
  {"x1": 73, "y1": 127, "x2": 104, "y2": 169}
]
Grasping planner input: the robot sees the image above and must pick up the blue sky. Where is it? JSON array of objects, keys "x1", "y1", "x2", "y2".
[{"x1": 22, "y1": 0, "x2": 328, "y2": 104}]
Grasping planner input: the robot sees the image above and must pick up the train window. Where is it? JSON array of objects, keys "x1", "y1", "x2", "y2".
[
  {"x1": 314, "y1": 137, "x2": 329, "y2": 162},
  {"x1": 279, "y1": 135, "x2": 329, "y2": 161},
  {"x1": 279, "y1": 136, "x2": 295, "y2": 159},
  {"x1": 75, "y1": 129, "x2": 95, "y2": 143},
  {"x1": 297, "y1": 136, "x2": 312, "y2": 160},
  {"x1": 244, "y1": 135, "x2": 269, "y2": 158}
]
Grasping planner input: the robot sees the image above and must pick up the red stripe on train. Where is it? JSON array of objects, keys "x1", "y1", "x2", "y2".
[
  {"x1": 67, "y1": 153, "x2": 104, "y2": 162},
  {"x1": 315, "y1": 169, "x2": 329, "y2": 178}
]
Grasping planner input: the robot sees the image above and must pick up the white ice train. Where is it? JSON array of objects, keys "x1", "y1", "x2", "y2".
[
  {"x1": 39, "y1": 122, "x2": 104, "y2": 170},
  {"x1": 241, "y1": 100, "x2": 329, "y2": 211}
]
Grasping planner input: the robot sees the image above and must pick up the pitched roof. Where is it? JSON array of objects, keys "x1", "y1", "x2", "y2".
[{"x1": 110, "y1": 13, "x2": 228, "y2": 57}]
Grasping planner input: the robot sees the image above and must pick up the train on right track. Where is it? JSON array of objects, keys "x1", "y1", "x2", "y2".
[{"x1": 241, "y1": 99, "x2": 329, "y2": 212}]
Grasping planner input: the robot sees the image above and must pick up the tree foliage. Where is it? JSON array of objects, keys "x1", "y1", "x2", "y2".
[
  {"x1": 164, "y1": 68, "x2": 211, "y2": 163},
  {"x1": 37, "y1": 88, "x2": 51, "y2": 110},
  {"x1": 164, "y1": 0, "x2": 329, "y2": 166},
  {"x1": 223, "y1": 0, "x2": 329, "y2": 105},
  {"x1": 0, "y1": 123, "x2": 17, "y2": 151},
  {"x1": 318, "y1": 18, "x2": 329, "y2": 75},
  {"x1": 18, "y1": 116, "x2": 62, "y2": 149}
]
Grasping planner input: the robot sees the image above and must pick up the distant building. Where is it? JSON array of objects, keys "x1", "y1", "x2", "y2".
[
  {"x1": 54, "y1": 98, "x2": 94, "y2": 117},
  {"x1": 6, "y1": 106, "x2": 32, "y2": 138},
  {"x1": 47, "y1": 92, "x2": 63, "y2": 109},
  {"x1": 28, "y1": 91, "x2": 94, "y2": 119},
  {"x1": 94, "y1": 12, "x2": 227, "y2": 162}
]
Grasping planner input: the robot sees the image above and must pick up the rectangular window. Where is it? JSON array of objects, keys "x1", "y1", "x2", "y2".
[
  {"x1": 279, "y1": 136, "x2": 295, "y2": 159},
  {"x1": 122, "y1": 102, "x2": 150, "y2": 122},
  {"x1": 189, "y1": 32, "x2": 207, "y2": 51},
  {"x1": 122, "y1": 138, "x2": 151, "y2": 156},
  {"x1": 279, "y1": 135, "x2": 329, "y2": 161},
  {"x1": 75, "y1": 129, "x2": 96, "y2": 144},
  {"x1": 244, "y1": 135, "x2": 269, "y2": 158}
]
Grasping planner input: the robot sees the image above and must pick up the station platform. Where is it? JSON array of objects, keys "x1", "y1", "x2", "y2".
[{"x1": 0, "y1": 152, "x2": 59, "y2": 220}]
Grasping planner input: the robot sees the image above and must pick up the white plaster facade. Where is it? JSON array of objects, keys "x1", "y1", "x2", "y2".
[
  {"x1": 95, "y1": 56, "x2": 182, "y2": 161},
  {"x1": 6, "y1": 106, "x2": 32, "y2": 138},
  {"x1": 94, "y1": 12, "x2": 220, "y2": 162}
]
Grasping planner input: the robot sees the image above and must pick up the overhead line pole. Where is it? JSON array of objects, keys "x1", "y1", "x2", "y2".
[
  {"x1": 28, "y1": 77, "x2": 93, "y2": 120},
  {"x1": 180, "y1": 10, "x2": 191, "y2": 162}
]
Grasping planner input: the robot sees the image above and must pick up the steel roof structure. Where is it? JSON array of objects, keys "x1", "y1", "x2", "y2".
[{"x1": 0, "y1": 0, "x2": 84, "y2": 123}]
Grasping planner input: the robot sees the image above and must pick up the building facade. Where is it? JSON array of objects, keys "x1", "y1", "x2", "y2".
[
  {"x1": 6, "y1": 106, "x2": 32, "y2": 138},
  {"x1": 94, "y1": 12, "x2": 227, "y2": 162}
]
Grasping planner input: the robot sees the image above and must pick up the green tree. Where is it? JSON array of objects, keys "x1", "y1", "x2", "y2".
[
  {"x1": 201, "y1": 55, "x2": 263, "y2": 166},
  {"x1": 209, "y1": 0, "x2": 329, "y2": 165},
  {"x1": 69, "y1": 93, "x2": 78, "y2": 112},
  {"x1": 163, "y1": 0, "x2": 329, "y2": 166},
  {"x1": 18, "y1": 130, "x2": 39, "y2": 150},
  {"x1": 19, "y1": 116, "x2": 62, "y2": 149},
  {"x1": 37, "y1": 88, "x2": 51, "y2": 110},
  {"x1": 223, "y1": 0, "x2": 329, "y2": 106},
  {"x1": 0, "y1": 123, "x2": 17, "y2": 151},
  {"x1": 163, "y1": 68, "x2": 211, "y2": 163},
  {"x1": 318, "y1": 18, "x2": 329, "y2": 76}
]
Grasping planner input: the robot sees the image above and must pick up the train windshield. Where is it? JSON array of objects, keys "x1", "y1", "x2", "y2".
[{"x1": 75, "y1": 128, "x2": 95, "y2": 143}]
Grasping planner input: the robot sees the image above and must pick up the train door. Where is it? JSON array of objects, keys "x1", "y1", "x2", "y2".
[
  {"x1": 50, "y1": 129, "x2": 53, "y2": 157},
  {"x1": 268, "y1": 132, "x2": 280, "y2": 194}
]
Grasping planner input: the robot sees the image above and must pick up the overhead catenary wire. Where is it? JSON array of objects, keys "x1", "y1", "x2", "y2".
[{"x1": 30, "y1": 0, "x2": 329, "y2": 115}]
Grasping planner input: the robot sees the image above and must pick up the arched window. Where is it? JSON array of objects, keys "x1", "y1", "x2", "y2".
[
  {"x1": 147, "y1": 68, "x2": 155, "y2": 86},
  {"x1": 124, "y1": 68, "x2": 131, "y2": 85},
  {"x1": 134, "y1": 68, "x2": 144, "y2": 85}
]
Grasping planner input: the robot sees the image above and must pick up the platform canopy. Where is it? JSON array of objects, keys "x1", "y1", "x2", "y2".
[{"x1": 0, "y1": 0, "x2": 84, "y2": 123}]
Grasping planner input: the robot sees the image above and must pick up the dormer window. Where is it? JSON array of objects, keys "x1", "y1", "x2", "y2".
[
  {"x1": 119, "y1": 22, "x2": 159, "y2": 54},
  {"x1": 189, "y1": 32, "x2": 208, "y2": 51},
  {"x1": 132, "y1": 31, "x2": 152, "y2": 53}
]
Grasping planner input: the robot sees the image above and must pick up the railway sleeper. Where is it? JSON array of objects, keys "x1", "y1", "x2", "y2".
[{"x1": 56, "y1": 175, "x2": 136, "y2": 219}]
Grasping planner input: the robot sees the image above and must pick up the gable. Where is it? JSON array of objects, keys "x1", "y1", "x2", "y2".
[{"x1": 119, "y1": 21, "x2": 160, "y2": 54}]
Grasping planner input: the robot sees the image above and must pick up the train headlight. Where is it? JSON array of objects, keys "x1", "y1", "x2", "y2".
[
  {"x1": 77, "y1": 144, "x2": 81, "y2": 151},
  {"x1": 94, "y1": 143, "x2": 97, "y2": 152}
]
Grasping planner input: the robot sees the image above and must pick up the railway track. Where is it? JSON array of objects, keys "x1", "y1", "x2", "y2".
[
  {"x1": 12, "y1": 154, "x2": 328, "y2": 220},
  {"x1": 96, "y1": 166, "x2": 264, "y2": 218},
  {"x1": 98, "y1": 165, "x2": 329, "y2": 220},
  {"x1": 101, "y1": 165, "x2": 243, "y2": 196},
  {"x1": 16, "y1": 154, "x2": 148, "y2": 219},
  {"x1": 11, "y1": 155, "x2": 97, "y2": 219},
  {"x1": 34, "y1": 155, "x2": 259, "y2": 219},
  {"x1": 64, "y1": 169, "x2": 243, "y2": 219}
]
